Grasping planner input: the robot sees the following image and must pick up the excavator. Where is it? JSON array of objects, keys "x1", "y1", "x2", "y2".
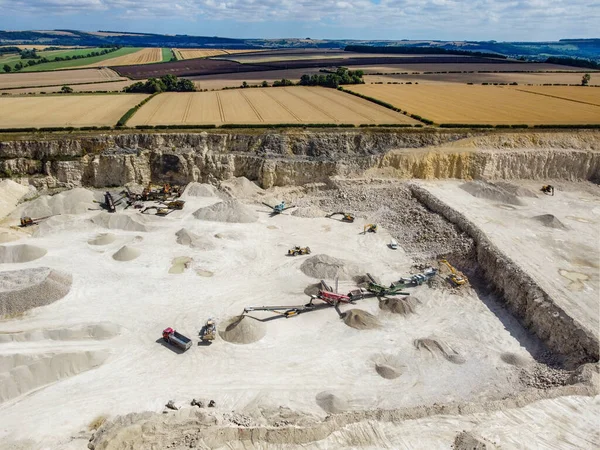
[
  {"x1": 439, "y1": 259, "x2": 466, "y2": 286},
  {"x1": 541, "y1": 185, "x2": 555, "y2": 196},
  {"x1": 363, "y1": 224, "x2": 377, "y2": 234},
  {"x1": 141, "y1": 206, "x2": 175, "y2": 216},
  {"x1": 327, "y1": 212, "x2": 355, "y2": 223},
  {"x1": 20, "y1": 215, "x2": 53, "y2": 227},
  {"x1": 288, "y1": 246, "x2": 311, "y2": 256},
  {"x1": 160, "y1": 200, "x2": 185, "y2": 210}
]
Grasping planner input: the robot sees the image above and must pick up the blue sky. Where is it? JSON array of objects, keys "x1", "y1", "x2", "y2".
[{"x1": 0, "y1": 1, "x2": 598, "y2": 41}]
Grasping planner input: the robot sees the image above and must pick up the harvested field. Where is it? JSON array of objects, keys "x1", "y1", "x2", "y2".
[
  {"x1": 0, "y1": 80, "x2": 140, "y2": 95},
  {"x1": 364, "y1": 72, "x2": 596, "y2": 86},
  {"x1": 186, "y1": 68, "x2": 324, "y2": 90},
  {"x1": 0, "y1": 68, "x2": 123, "y2": 90},
  {"x1": 128, "y1": 87, "x2": 417, "y2": 126},
  {"x1": 174, "y1": 48, "x2": 264, "y2": 59},
  {"x1": 353, "y1": 62, "x2": 591, "y2": 74},
  {"x1": 0, "y1": 94, "x2": 147, "y2": 128},
  {"x1": 346, "y1": 84, "x2": 600, "y2": 124},
  {"x1": 83, "y1": 48, "x2": 162, "y2": 67},
  {"x1": 512, "y1": 86, "x2": 600, "y2": 107}
]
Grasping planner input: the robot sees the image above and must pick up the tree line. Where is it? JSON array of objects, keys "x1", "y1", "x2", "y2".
[
  {"x1": 123, "y1": 74, "x2": 196, "y2": 93},
  {"x1": 240, "y1": 67, "x2": 364, "y2": 90}
]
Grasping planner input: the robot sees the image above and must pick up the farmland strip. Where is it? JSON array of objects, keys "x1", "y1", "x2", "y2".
[
  {"x1": 240, "y1": 91, "x2": 264, "y2": 122},
  {"x1": 216, "y1": 92, "x2": 226, "y2": 122},
  {"x1": 283, "y1": 87, "x2": 338, "y2": 122},
  {"x1": 182, "y1": 94, "x2": 193, "y2": 122},
  {"x1": 514, "y1": 88, "x2": 600, "y2": 107},
  {"x1": 260, "y1": 89, "x2": 301, "y2": 122},
  {"x1": 316, "y1": 88, "x2": 377, "y2": 122}
]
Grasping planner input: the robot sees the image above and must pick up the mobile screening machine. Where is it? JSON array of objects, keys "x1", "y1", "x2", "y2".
[{"x1": 162, "y1": 327, "x2": 192, "y2": 351}]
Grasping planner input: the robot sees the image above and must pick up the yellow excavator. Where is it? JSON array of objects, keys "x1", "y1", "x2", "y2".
[
  {"x1": 439, "y1": 259, "x2": 466, "y2": 286},
  {"x1": 327, "y1": 212, "x2": 355, "y2": 223},
  {"x1": 363, "y1": 224, "x2": 377, "y2": 234}
]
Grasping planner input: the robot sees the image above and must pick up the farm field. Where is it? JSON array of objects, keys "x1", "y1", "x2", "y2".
[
  {"x1": 0, "y1": 45, "x2": 88, "y2": 50},
  {"x1": 20, "y1": 47, "x2": 143, "y2": 71},
  {"x1": 0, "y1": 67, "x2": 124, "y2": 89},
  {"x1": 81, "y1": 48, "x2": 163, "y2": 68},
  {"x1": 513, "y1": 86, "x2": 600, "y2": 106},
  {"x1": 0, "y1": 94, "x2": 147, "y2": 128},
  {"x1": 0, "y1": 80, "x2": 140, "y2": 95},
  {"x1": 352, "y1": 62, "x2": 590, "y2": 74},
  {"x1": 186, "y1": 67, "x2": 325, "y2": 90},
  {"x1": 222, "y1": 52, "x2": 467, "y2": 64},
  {"x1": 0, "y1": 47, "x2": 107, "y2": 71},
  {"x1": 174, "y1": 48, "x2": 264, "y2": 59},
  {"x1": 128, "y1": 86, "x2": 418, "y2": 126},
  {"x1": 364, "y1": 72, "x2": 595, "y2": 86},
  {"x1": 345, "y1": 84, "x2": 600, "y2": 124}
]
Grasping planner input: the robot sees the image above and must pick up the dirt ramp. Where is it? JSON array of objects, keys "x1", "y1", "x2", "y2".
[
  {"x1": 0, "y1": 244, "x2": 46, "y2": 263},
  {"x1": 91, "y1": 212, "x2": 149, "y2": 232},
  {"x1": 176, "y1": 228, "x2": 215, "y2": 250},
  {"x1": 373, "y1": 355, "x2": 405, "y2": 379},
  {"x1": 414, "y1": 338, "x2": 466, "y2": 365},
  {"x1": 315, "y1": 391, "x2": 348, "y2": 414},
  {"x1": 342, "y1": 309, "x2": 381, "y2": 330},
  {"x1": 0, "y1": 267, "x2": 72, "y2": 317},
  {"x1": 112, "y1": 246, "x2": 141, "y2": 262},
  {"x1": 300, "y1": 254, "x2": 364, "y2": 280},
  {"x1": 88, "y1": 233, "x2": 117, "y2": 246},
  {"x1": 532, "y1": 214, "x2": 567, "y2": 230},
  {"x1": 193, "y1": 200, "x2": 258, "y2": 223},
  {"x1": 0, "y1": 351, "x2": 109, "y2": 403},
  {"x1": 218, "y1": 315, "x2": 266, "y2": 344},
  {"x1": 379, "y1": 295, "x2": 420, "y2": 316},
  {"x1": 460, "y1": 181, "x2": 524, "y2": 205}
]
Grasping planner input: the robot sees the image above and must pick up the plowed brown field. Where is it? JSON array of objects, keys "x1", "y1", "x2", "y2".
[
  {"x1": 174, "y1": 49, "x2": 264, "y2": 59},
  {"x1": 83, "y1": 48, "x2": 163, "y2": 67},
  {"x1": 0, "y1": 68, "x2": 123, "y2": 89},
  {"x1": 128, "y1": 87, "x2": 417, "y2": 126},
  {"x1": 0, "y1": 94, "x2": 147, "y2": 128},
  {"x1": 346, "y1": 85, "x2": 600, "y2": 124}
]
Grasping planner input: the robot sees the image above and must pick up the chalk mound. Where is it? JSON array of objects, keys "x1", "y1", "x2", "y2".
[
  {"x1": 304, "y1": 283, "x2": 322, "y2": 296},
  {"x1": 88, "y1": 233, "x2": 117, "y2": 246},
  {"x1": 379, "y1": 295, "x2": 421, "y2": 316},
  {"x1": 292, "y1": 206, "x2": 326, "y2": 218},
  {"x1": 196, "y1": 269, "x2": 214, "y2": 277},
  {"x1": 0, "y1": 267, "x2": 72, "y2": 317},
  {"x1": 0, "y1": 180, "x2": 32, "y2": 218},
  {"x1": 300, "y1": 254, "x2": 363, "y2": 281},
  {"x1": 0, "y1": 323, "x2": 120, "y2": 343},
  {"x1": 214, "y1": 231, "x2": 245, "y2": 241},
  {"x1": 183, "y1": 182, "x2": 219, "y2": 198},
  {"x1": 500, "y1": 352, "x2": 531, "y2": 367},
  {"x1": 218, "y1": 315, "x2": 266, "y2": 345},
  {"x1": 193, "y1": 200, "x2": 258, "y2": 223},
  {"x1": 91, "y1": 212, "x2": 149, "y2": 232},
  {"x1": 315, "y1": 391, "x2": 348, "y2": 414},
  {"x1": 532, "y1": 214, "x2": 567, "y2": 230},
  {"x1": 175, "y1": 228, "x2": 215, "y2": 250},
  {"x1": 460, "y1": 181, "x2": 524, "y2": 206},
  {"x1": 414, "y1": 338, "x2": 466, "y2": 364},
  {"x1": 112, "y1": 246, "x2": 141, "y2": 262},
  {"x1": 0, "y1": 351, "x2": 109, "y2": 403},
  {"x1": 33, "y1": 214, "x2": 96, "y2": 237},
  {"x1": 495, "y1": 181, "x2": 538, "y2": 198},
  {"x1": 169, "y1": 256, "x2": 192, "y2": 274},
  {"x1": 373, "y1": 355, "x2": 404, "y2": 379},
  {"x1": 342, "y1": 309, "x2": 381, "y2": 330},
  {"x1": 454, "y1": 431, "x2": 498, "y2": 450},
  {"x1": 219, "y1": 177, "x2": 263, "y2": 199},
  {"x1": 0, "y1": 231, "x2": 21, "y2": 244},
  {"x1": 15, "y1": 188, "x2": 97, "y2": 218},
  {"x1": 0, "y1": 244, "x2": 47, "y2": 263}
]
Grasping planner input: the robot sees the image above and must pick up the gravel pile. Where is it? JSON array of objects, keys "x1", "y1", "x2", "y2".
[
  {"x1": 0, "y1": 244, "x2": 47, "y2": 263},
  {"x1": 91, "y1": 212, "x2": 149, "y2": 232},
  {"x1": 300, "y1": 254, "x2": 364, "y2": 281},
  {"x1": 183, "y1": 183, "x2": 219, "y2": 198},
  {"x1": 460, "y1": 181, "x2": 524, "y2": 205},
  {"x1": 291, "y1": 206, "x2": 326, "y2": 218},
  {"x1": 342, "y1": 309, "x2": 381, "y2": 330},
  {"x1": 112, "y1": 246, "x2": 141, "y2": 262},
  {"x1": 193, "y1": 200, "x2": 258, "y2": 223},
  {"x1": 218, "y1": 315, "x2": 266, "y2": 344},
  {"x1": 315, "y1": 391, "x2": 348, "y2": 414}
]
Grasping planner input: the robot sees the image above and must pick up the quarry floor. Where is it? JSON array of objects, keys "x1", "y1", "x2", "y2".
[{"x1": 0, "y1": 180, "x2": 597, "y2": 449}]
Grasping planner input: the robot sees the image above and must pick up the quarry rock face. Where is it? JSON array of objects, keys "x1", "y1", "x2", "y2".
[{"x1": 0, "y1": 131, "x2": 598, "y2": 190}]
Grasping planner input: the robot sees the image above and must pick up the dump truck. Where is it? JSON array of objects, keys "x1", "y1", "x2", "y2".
[{"x1": 162, "y1": 327, "x2": 192, "y2": 351}]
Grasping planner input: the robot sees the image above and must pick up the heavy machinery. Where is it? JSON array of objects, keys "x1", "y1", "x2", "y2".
[
  {"x1": 398, "y1": 267, "x2": 438, "y2": 287},
  {"x1": 310, "y1": 279, "x2": 368, "y2": 306},
  {"x1": 389, "y1": 239, "x2": 399, "y2": 250},
  {"x1": 288, "y1": 246, "x2": 311, "y2": 256},
  {"x1": 327, "y1": 212, "x2": 355, "y2": 223},
  {"x1": 439, "y1": 259, "x2": 467, "y2": 286},
  {"x1": 244, "y1": 304, "x2": 316, "y2": 318},
  {"x1": 200, "y1": 319, "x2": 216, "y2": 342},
  {"x1": 160, "y1": 200, "x2": 185, "y2": 210},
  {"x1": 162, "y1": 328, "x2": 192, "y2": 351},
  {"x1": 365, "y1": 273, "x2": 409, "y2": 297},
  {"x1": 19, "y1": 215, "x2": 53, "y2": 227},
  {"x1": 262, "y1": 201, "x2": 295, "y2": 215},
  {"x1": 541, "y1": 185, "x2": 555, "y2": 196},
  {"x1": 141, "y1": 206, "x2": 175, "y2": 216},
  {"x1": 363, "y1": 224, "x2": 377, "y2": 234}
]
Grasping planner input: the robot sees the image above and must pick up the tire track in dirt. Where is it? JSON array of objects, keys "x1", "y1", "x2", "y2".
[
  {"x1": 284, "y1": 87, "x2": 338, "y2": 122},
  {"x1": 317, "y1": 88, "x2": 377, "y2": 122},
  {"x1": 240, "y1": 91, "x2": 264, "y2": 122},
  {"x1": 216, "y1": 92, "x2": 226, "y2": 122},
  {"x1": 182, "y1": 94, "x2": 193, "y2": 123},
  {"x1": 260, "y1": 89, "x2": 301, "y2": 122}
]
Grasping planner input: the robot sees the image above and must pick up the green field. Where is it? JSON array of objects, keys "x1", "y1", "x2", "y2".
[
  {"x1": 1, "y1": 48, "x2": 106, "y2": 71},
  {"x1": 161, "y1": 48, "x2": 172, "y2": 62}
]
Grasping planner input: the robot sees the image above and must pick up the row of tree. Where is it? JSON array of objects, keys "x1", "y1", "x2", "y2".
[
  {"x1": 123, "y1": 74, "x2": 196, "y2": 93},
  {"x1": 3, "y1": 47, "x2": 121, "y2": 72},
  {"x1": 299, "y1": 67, "x2": 364, "y2": 88}
]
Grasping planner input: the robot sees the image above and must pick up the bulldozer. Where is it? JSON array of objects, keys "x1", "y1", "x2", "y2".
[
  {"x1": 363, "y1": 224, "x2": 377, "y2": 234},
  {"x1": 439, "y1": 259, "x2": 466, "y2": 286},
  {"x1": 200, "y1": 318, "x2": 216, "y2": 343},
  {"x1": 19, "y1": 215, "x2": 53, "y2": 227},
  {"x1": 288, "y1": 246, "x2": 311, "y2": 256},
  {"x1": 327, "y1": 212, "x2": 355, "y2": 223},
  {"x1": 541, "y1": 185, "x2": 555, "y2": 196},
  {"x1": 141, "y1": 206, "x2": 174, "y2": 216}
]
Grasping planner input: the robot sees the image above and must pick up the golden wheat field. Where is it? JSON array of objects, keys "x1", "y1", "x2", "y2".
[
  {"x1": 0, "y1": 68, "x2": 123, "y2": 90},
  {"x1": 512, "y1": 86, "x2": 600, "y2": 107},
  {"x1": 0, "y1": 94, "x2": 147, "y2": 128},
  {"x1": 128, "y1": 86, "x2": 418, "y2": 126},
  {"x1": 346, "y1": 84, "x2": 600, "y2": 124},
  {"x1": 173, "y1": 49, "x2": 264, "y2": 60},
  {"x1": 0, "y1": 80, "x2": 141, "y2": 95},
  {"x1": 82, "y1": 48, "x2": 163, "y2": 67}
]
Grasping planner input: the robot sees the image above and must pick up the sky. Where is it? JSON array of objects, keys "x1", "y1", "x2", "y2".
[{"x1": 0, "y1": 0, "x2": 598, "y2": 41}]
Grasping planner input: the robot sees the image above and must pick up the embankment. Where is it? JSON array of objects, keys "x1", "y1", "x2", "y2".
[{"x1": 0, "y1": 130, "x2": 598, "y2": 189}]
